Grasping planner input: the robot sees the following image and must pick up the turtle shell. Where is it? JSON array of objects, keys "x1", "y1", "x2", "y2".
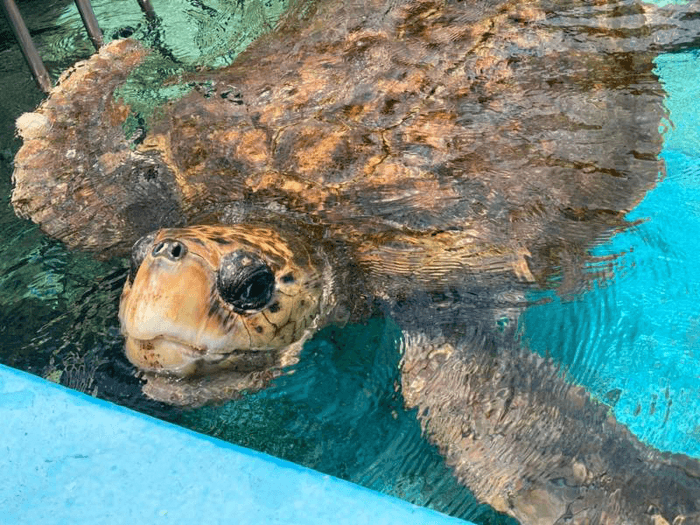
[{"x1": 11, "y1": 0, "x2": 682, "y2": 285}]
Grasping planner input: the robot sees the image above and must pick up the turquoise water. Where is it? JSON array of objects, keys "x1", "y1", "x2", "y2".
[
  {"x1": 523, "y1": 50, "x2": 700, "y2": 458},
  {"x1": 1, "y1": 1, "x2": 699, "y2": 524}
]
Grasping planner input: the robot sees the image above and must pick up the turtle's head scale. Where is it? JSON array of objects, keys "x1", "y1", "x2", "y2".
[{"x1": 119, "y1": 223, "x2": 335, "y2": 402}]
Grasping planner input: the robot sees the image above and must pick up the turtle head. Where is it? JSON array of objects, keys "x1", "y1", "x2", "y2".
[{"x1": 119, "y1": 224, "x2": 334, "y2": 405}]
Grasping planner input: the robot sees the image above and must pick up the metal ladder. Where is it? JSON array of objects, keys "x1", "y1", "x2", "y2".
[{"x1": 1, "y1": 0, "x2": 156, "y2": 93}]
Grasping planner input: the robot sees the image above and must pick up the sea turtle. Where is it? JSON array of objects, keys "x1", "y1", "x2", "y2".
[{"x1": 10, "y1": 0, "x2": 700, "y2": 523}]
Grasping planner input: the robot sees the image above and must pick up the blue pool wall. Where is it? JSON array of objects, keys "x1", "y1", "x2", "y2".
[{"x1": 1, "y1": 364, "x2": 472, "y2": 524}]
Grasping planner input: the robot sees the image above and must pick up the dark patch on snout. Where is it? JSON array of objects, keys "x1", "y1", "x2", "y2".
[{"x1": 183, "y1": 236, "x2": 206, "y2": 247}]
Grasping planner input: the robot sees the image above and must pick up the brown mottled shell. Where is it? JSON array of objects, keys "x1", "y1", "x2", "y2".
[{"x1": 11, "y1": 0, "x2": 677, "y2": 284}]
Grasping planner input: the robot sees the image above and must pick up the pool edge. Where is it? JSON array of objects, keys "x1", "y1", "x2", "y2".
[{"x1": 0, "y1": 363, "x2": 472, "y2": 524}]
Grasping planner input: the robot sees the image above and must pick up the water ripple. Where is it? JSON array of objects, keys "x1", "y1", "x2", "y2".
[{"x1": 524, "y1": 148, "x2": 700, "y2": 458}]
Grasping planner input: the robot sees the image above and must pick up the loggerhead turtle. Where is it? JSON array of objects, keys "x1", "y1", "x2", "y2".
[{"x1": 10, "y1": 0, "x2": 700, "y2": 523}]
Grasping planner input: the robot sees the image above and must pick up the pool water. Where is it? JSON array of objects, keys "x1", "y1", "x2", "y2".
[
  {"x1": 524, "y1": 51, "x2": 700, "y2": 459},
  {"x1": 0, "y1": 1, "x2": 699, "y2": 523}
]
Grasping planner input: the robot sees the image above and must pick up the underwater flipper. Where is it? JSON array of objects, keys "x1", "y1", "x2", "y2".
[
  {"x1": 401, "y1": 326, "x2": 700, "y2": 525},
  {"x1": 12, "y1": 39, "x2": 183, "y2": 256}
]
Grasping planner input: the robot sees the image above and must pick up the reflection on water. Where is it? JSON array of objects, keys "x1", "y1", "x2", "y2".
[
  {"x1": 524, "y1": 48, "x2": 700, "y2": 460},
  {"x1": 525, "y1": 148, "x2": 700, "y2": 459},
  {"x1": 1, "y1": 0, "x2": 699, "y2": 524}
]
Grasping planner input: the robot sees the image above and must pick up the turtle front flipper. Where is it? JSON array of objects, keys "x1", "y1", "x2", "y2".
[
  {"x1": 400, "y1": 323, "x2": 700, "y2": 525},
  {"x1": 12, "y1": 39, "x2": 184, "y2": 256}
]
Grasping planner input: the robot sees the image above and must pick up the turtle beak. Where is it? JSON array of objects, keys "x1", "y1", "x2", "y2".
[
  {"x1": 119, "y1": 237, "x2": 232, "y2": 376},
  {"x1": 123, "y1": 336, "x2": 203, "y2": 377}
]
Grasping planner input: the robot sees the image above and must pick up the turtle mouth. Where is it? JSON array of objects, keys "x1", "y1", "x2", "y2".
[{"x1": 124, "y1": 335, "x2": 278, "y2": 378}]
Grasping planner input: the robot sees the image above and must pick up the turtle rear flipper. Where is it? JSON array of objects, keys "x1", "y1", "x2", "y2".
[
  {"x1": 400, "y1": 327, "x2": 700, "y2": 525},
  {"x1": 12, "y1": 39, "x2": 183, "y2": 257}
]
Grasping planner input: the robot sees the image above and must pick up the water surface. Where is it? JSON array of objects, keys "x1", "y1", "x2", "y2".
[{"x1": 1, "y1": 1, "x2": 699, "y2": 523}]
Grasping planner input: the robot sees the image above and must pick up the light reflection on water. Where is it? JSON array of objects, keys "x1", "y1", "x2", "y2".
[
  {"x1": 524, "y1": 148, "x2": 700, "y2": 458},
  {"x1": 523, "y1": 48, "x2": 700, "y2": 459},
  {"x1": 0, "y1": 1, "x2": 699, "y2": 524}
]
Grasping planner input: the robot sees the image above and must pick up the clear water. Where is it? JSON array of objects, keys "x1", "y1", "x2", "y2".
[
  {"x1": 523, "y1": 50, "x2": 700, "y2": 459},
  {"x1": 1, "y1": 1, "x2": 699, "y2": 524}
]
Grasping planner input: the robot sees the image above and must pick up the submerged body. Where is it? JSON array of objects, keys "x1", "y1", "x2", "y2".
[{"x1": 11, "y1": 0, "x2": 700, "y2": 523}]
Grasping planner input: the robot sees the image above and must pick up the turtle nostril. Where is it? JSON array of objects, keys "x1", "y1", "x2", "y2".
[{"x1": 152, "y1": 239, "x2": 187, "y2": 261}]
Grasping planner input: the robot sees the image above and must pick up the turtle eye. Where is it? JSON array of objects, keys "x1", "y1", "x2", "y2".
[
  {"x1": 217, "y1": 251, "x2": 275, "y2": 313},
  {"x1": 129, "y1": 231, "x2": 157, "y2": 281}
]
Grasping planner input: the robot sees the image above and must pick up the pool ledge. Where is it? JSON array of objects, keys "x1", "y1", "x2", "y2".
[{"x1": 0, "y1": 364, "x2": 471, "y2": 524}]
